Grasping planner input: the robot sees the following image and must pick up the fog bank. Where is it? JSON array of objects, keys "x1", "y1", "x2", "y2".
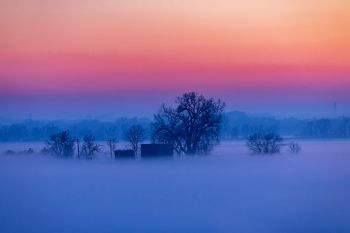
[{"x1": 0, "y1": 141, "x2": 350, "y2": 233}]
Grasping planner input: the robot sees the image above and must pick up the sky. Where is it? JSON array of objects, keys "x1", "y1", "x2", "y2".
[{"x1": 1, "y1": 0, "x2": 350, "y2": 119}]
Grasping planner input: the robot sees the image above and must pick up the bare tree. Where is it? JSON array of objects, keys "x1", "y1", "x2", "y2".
[
  {"x1": 125, "y1": 125, "x2": 145, "y2": 155},
  {"x1": 45, "y1": 131, "x2": 75, "y2": 157},
  {"x1": 152, "y1": 92, "x2": 225, "y2": 155},
  {"x1": 246, "y1": 133, "x2": 283, "y2": 154},
  {"x1": 81, "y1": 135, "x2": 101, "y2": 159},
  {"x1": 288, "y1": 141, "x2": 301, "y2": 154},
  {"x1": 106, "y1": 138, "x2": 117, "y2": 158}
]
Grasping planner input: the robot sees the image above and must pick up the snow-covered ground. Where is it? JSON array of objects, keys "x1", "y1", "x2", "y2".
[{"x1": 0, "y1": 140, "x2": 349, "y2": 233}]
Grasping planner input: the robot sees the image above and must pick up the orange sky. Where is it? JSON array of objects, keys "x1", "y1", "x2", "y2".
[{"x1": 1, "y1": 0, "x2": 349, "y2": 64}]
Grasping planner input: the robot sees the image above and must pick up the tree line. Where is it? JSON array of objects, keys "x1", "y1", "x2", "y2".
[
  {"x1": 1, "y1": 113, "x2": 349, "y2": 143},
  {"x1": 1, "y1": 92, "x2": 349, "y2": 158}
]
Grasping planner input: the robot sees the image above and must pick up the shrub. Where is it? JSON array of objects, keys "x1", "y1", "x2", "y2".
[
  {"x1": 288, "y1": 142, "x2": 301, "y2": 154},
  {"x1": 246, "y1": 133, "x2": 283, "y2": 154}
]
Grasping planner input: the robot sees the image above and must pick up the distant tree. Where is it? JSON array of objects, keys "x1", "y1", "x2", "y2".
[
  {"x1": 40, "y1": 147, "x2": 50, "y2": 155},
  {"x1": 288, "y1": 141, "x2": 301, "y2": 154},
  {"x1": 4, "y1": 150, "x2": 16, "y2": 155},
  {"x1": 28, "y1": 148, "x2": 34, "y2": 154},
  {"x1": 81, "y1": 135, "x2": 101, "y2": 159},
  {"x1": 246, "y1": 133, "x2": 283, "y2": 154},
  {"x1": 17, "y1": 148, "x2": 34, "y2": 155},
  {"x1": 45, "y1": 131, "x2": 75, "y2": 157},
  {"x1": 106, "y1": 138, "x2": 117, "y2": 158},
  {"x1": 152, "y1": 92, "x2": 225, "y2": 155},
  {"x1": 125, "y1": 124, "x2": 145, "y2": 155},
  {"x1": 75, "y1": 138, "x2": 81, "y2": 158}
]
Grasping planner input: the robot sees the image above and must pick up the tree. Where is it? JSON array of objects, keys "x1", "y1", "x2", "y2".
[
  {"x1": 45, "y1": 131, "x2": 75, "y2": 157},
  {"x1": 246, "y1": 133, "x2": 283, "y2": 154},
  {"x1": 106, "y1": 138, "x2": 117, "y2": 158},
  {"x1": 75, "y1": 138, "x2": 81, "y2": 158},
  {"x1": 288, "y1": 141, "x2": 301, "y2": 154},
  {"x1": 125, "y1": 124, "x2": 145, "y2": 155},
  {"x1": 81, "y1": 135, "x2": 101, "y2": 159},
  {"x1": 152, "y1": 92, "x2": 225, "y2": 155}
]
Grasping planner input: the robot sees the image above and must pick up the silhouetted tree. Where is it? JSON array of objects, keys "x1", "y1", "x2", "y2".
[
  {"x1": 125, "y1": 124, "x2": 145, "y2": 155},
  {"x1": 106, "y1": 138, "x2": 117, "y2": 158},
  {"x1": 45, "y1": 131, "x2": 75, "y2": 157},
  {"x1": 81, "y1": 135, "x2": 101, "y2": 159},
  {"x1": 246, "y1": 133, "x2": 283, "y2": 154},
  {"x1": 152, "y1": 92, "x2": 225, "y2": 155},
  {"x1": 288, "y1": 141, "x2": 301, "y2": 154}
]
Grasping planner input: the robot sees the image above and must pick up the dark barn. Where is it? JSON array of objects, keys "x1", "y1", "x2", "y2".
[
  {"x1": 114, "y1": 150, "x2": 135, "y2": 159},
  {"x1": 141, "y1": 144, "x2": 173, "y2": 158}
]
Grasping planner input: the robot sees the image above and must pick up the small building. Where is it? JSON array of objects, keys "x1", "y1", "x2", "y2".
[
  {"x1": 114, "y1": 149, "x2": 135, "y2": 159},
  {"x1": 141, "y1": 144, "x2": 173, "y2": 158}
]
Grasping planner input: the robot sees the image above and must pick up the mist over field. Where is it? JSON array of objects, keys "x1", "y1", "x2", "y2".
[{"x1": 1, "y1": 140, "x2": 350, "y2": 233}]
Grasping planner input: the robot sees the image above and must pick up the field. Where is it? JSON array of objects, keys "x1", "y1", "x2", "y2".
[{"x1": 1, "y1": 140, "x2": 350, "y2": 233}]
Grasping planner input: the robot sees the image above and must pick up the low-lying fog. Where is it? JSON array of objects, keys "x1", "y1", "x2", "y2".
[{"x1": 1, "y1": 140, "x2": 350, "y2": 233}]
